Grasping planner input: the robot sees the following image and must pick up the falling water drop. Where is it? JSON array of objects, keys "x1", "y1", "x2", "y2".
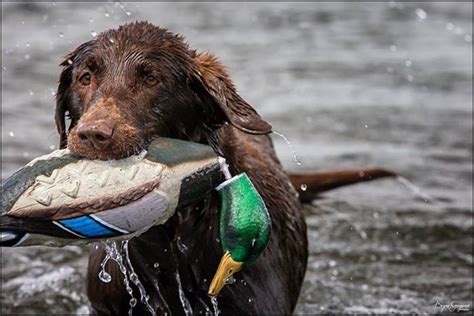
[
  {"x1": 225, "y1": 275, "x2": 236, "y2": 285},
  {"x1": 175, "y1": 271, "x2": 193, "y2": 316},
  {"x1": 59, "y1": 32, "x2": 64, "y2": 38},
  {"x1": 8, "y1": 131, "x2": 14, "y2": 137},
  {"x1": 91, "y1": 30, "x2": 98, "y2": 37},
  {"x1": 26, "y1": 42, "x2": 30, "y2": 47},
  {"x1": 396, "y1": 176, "x2": 433, "y2": 202},
  {"x1": 272, "y1": 131, "x2": 301, "y2": 166},
  {"x1": 89, "y1": 17, "x2": 94, "y2": 23},
  {"x1": 126, "y1": 11, "x2": 132, "y2": 16},
  {"x1": 300, "y1": 184, "x2": 307, "y2": 191},
  {"x1": 122, "y1": 240, "x2": 157, "y2": 316},
  {"x1": 210, "y1": 296, "x2": 220, "y2": 315},
  {"x1": 415, "y1": 8, "x2": 427, "y2": 21},
  {"x1": 98, "y1": 270, "x2": 112, "y2": 283}
]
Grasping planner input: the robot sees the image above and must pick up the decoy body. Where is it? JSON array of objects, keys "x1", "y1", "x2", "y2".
[{"x1": 1, "y1": 138, "x2": 225, "y2": 247}]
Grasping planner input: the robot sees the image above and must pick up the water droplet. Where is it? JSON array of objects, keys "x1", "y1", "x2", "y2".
[
  {"x1": 373, "y1": 212, "x2": 379, "y2": 218},
  {"x1": 361, "y1": 284, "x2": 369, "y2": 291},
  {"x1": 350, "y1": 226, "x2": 354, "y2": 231},
  {"x1": 389, "y1": 45, "x2": 397, "y2": 52},
  {"x1": 364, "y1": 124, "x2": 368, "y2": 128},
  {"x1": 300, "y1": 184, "x2": 307, "y2": 191},
  {"x1": 22, "y1": 152, "x2": 30, "y2": 158},
  {"x1": 8, "y1": 131, "x2": 15, "y2": 137},
  {"x1": 248, "y1": 298, "x2": 254, "y2": 303},
  {"x1": 50, "y1": 88, "x2": 56, "y2": 96},
  {"x1": 24, "y1": 54, "x2": 31, "y2": 60},
  {"x1": 109, "y1": 38, "x2": 115, "y2": 44},
  {"x1": 405, "y1": 60, "x2": 412, "y2": 67},
  {"x1": 91, "y1": 31, "x2": 98, "y2": 37},
  {"x1": 104, "y1": 12, "x2": 110, "y2": 18},
  {"x1": 406, "y1": 74, "x2": 414, "y2": 82},
  {"x1": 126, "y1": 11, "x2": 131, "y2": 16},
  {"x1": 26, "y1": 42, "x2": 30, "y2": 47},
  {"x1": 211, "y1": 296, "x2": 220, "y2": 315},
  {"x1": 2, "y1": 66, "x2": 7, "y2": 71},
  {"x1": 28, "y1": 90, "x2": 34, "y2": 96},
  {"x1": 395, "y1": 231, "x2": 399, "y2": 236},
  {"x1": 49, "y1": 144, "x2": 56, "y2": 150},
  {"x1": 176, "y1": 237, "x2": 188, "y2": 254},
  {"x1": 465, "y1": 34, "x2": 472, "y2": 42},
  {"x1": 21, "y1": 21, "x2": 25, "y2": 25},
  {"x1": 225, "y1": 275, "x2": 236, "y2": 285},
  {"x1": 328, "y1": 260, "x2": 337, "y2": 267},
  {"x1": 98, "y1": 270, "x2": 112, "y2": 283},
  {"x1": 273, "y1": 131, "x2": 301, "y2": 166},
  {"x1": 89, "y1": 17, "x2": 94, "y2": 23},
  {"x1": 67, "y1": 59, "x2": 73, "y2": 65},
  {"x1": 446, "y1": 23, "x2": 455, "y2": 31},
  {"x1": 415, "y1": 8, "x2": 427, "y2": 21},
  {"x1": 153, "y1": 262, "x2": 160, "y2": 268},
  {"x1": 59, "y1": 32, "x2": 64, "y2": 38}
]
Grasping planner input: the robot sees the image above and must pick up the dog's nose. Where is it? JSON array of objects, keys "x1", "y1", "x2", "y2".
[{"x1": 76, "y1": 122, "x2": 114, "y2": 150}]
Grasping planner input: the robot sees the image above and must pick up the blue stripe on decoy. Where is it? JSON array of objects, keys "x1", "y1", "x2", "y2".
[{"x1": 58, "y1": 216, "x2": 120, "y2": 238}]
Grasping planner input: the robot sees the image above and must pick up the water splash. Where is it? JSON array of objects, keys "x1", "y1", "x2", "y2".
[
  {"x1": 272, "y1": 131, "x2": 301, "y2": 166},
  {"x1": 100, "y1": 241, "x2": 137, "y2": 316},
  {"x1": 122, "y1": 240, "x2": 156, "y2": 316},
  {"x1": 210, "y1": 296, "x2": 220, "y2": 316},
  {"x1": 396, "y1": 176, "x2": 434, "y2": 203},
  {"x1": 175, "y1": 271, "x2": 193, "y2": 316}
]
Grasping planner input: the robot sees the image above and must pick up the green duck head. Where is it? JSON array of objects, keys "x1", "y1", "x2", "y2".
[{"x1": 208, "y1": 173, "x2": 271, "y2": 296}]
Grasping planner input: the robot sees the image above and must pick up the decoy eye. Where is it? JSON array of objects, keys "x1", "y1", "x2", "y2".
[
  {"x1": 79, "y1": 73, "x2": 91, "y2": 86},
  {"x1": 145, "y1": 75, "x2": 158, "y2": 87}
]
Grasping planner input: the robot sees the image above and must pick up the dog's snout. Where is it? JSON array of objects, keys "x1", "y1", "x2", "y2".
[{"x1": 76, "y1": 122, "x2": 114, "y2": 150}]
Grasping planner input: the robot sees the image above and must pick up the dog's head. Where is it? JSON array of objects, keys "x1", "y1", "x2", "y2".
[{"x1": 56, "y1": 21, "x2": 271, "y2": 160}]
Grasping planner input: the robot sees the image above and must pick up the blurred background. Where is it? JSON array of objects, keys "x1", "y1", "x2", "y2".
[{"x1": 1, "y1": 2, "x2": 472, "y2": 314}]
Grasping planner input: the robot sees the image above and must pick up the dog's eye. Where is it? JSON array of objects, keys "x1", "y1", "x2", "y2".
[
  {"x1": 145, "y1": 75, "x2": 158, "y2": 87},
  {"x1": 79, "y1": 73, "x2": 92, "y2": 86}
]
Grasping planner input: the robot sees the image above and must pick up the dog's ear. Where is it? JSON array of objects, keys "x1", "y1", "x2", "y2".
[
  {"x1": 190, "y1": 53, "x2": 272, "y2": 135},
  {"x1": 55, "y1": 40, "x2": 94, "y2": 149}
]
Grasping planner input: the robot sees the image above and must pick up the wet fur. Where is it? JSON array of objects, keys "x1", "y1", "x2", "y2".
[
  {"x1": 56, "y1": 22, "x2": 306, "y2": 315},
  {"x1": 56, "y1": 22, "x2": 395, "y2": 315}
]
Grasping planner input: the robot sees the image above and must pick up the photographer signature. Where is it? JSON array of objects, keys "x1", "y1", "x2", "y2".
[{"x1": 434, "y1": 300, "x2": 471, "y2": 313}]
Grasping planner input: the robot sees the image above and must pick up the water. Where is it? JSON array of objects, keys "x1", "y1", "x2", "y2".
[
  {"x1": 272, "y1": 131, "x2": 302, "y2": 166},
  {"x1": 1, "y1": 2, "x2": 472, "y2": 315},
  {"x1": 210, "y1": 296, "x2": 220, "y2": 316},
  {"x1": 122, "y1": 240, "x2": 156, "y2": 316},
  {"x1": 100, "y1": 241, "x2": 137, "y2": 316},
  {"x1": 175, "y1": 271, "x2": 193, "y2": 316}
]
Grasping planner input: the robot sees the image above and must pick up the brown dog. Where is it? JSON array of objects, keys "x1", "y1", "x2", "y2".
[{"x1": 55, "y1": 22, "x2": 395, "y2": 315}]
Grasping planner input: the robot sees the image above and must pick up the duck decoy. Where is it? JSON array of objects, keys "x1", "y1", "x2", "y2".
[
  {"x1": 208, "y1": 172, "x2": 271, "y2": 297},
  {"x1": 1, "y1": 137, "x2": 225, "y2": 247}
]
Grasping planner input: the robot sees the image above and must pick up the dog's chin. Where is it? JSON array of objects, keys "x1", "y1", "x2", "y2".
[{"x1": 67, "y1": 136, "x2": 143, "y2": 161}]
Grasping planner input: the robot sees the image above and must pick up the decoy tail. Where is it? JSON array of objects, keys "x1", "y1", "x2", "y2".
[{"x1": 288, "y1": 168, "x2": 398, "y2": 202}]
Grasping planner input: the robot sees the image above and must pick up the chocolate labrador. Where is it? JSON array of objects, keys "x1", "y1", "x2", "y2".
[{"x1": 55, "y1": 22, "x2": 395, "y2": 315}]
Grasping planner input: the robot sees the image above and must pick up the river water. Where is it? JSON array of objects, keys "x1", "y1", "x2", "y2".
[{"x1": 1, "y1": 2, "x2": 472, "y2": 315}]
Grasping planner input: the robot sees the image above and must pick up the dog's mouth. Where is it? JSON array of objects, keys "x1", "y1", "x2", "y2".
[{"x1": 67, "y1": 125, "x2": 145, "y2": 161}]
